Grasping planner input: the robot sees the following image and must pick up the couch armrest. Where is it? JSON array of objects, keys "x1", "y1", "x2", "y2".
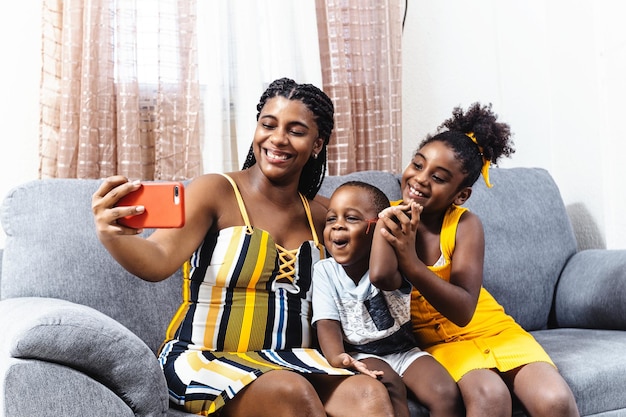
[
  {"x1": 554, "y1": 249, "x2": 626, "y2": 329},
  {"x1": 0, "y1": 297, "x2": 168, "y2": 416}
]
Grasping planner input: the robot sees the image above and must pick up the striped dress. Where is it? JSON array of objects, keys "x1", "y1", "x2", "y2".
[{"x1": 158, "y1": 174, "x2": 352, "y2": 415}]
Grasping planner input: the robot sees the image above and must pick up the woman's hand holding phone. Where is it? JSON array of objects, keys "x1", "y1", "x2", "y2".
[{"x1": 115, "y1": 182, "x2": 185, "y2": 229}]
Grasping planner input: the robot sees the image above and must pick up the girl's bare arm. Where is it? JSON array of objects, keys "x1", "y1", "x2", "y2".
[
  {"x1": 395, "y1": 211, "x2": 484, "y2": 326},
  {"x1": 376, "y1": 204, "x2": 483, "y2": 326}
]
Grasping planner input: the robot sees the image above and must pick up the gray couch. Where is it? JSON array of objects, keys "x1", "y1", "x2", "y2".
[{"x1": 1, "y1": 168, "x2": 625, "y2": 417}]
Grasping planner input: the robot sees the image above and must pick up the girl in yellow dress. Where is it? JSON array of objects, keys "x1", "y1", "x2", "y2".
[{"x1": 369, "y1": 103, "x2": 580, "y2": 417}]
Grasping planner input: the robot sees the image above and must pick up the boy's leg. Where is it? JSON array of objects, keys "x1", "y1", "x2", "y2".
[{"x1": 402, "y1": 355, "x2": 464, "y2": 417}]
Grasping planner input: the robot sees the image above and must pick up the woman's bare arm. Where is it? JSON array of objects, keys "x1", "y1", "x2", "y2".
[{"x1": 92, "y1": 174, "x2": 223, "y2": 281}]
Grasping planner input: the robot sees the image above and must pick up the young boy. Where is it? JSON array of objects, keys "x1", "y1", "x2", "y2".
[{"x1": 312, "y1": 181, "x2": 463, "y2": 417}]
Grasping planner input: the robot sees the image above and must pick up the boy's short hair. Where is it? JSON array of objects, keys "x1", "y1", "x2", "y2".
[{"x1": 335, "y1": 181, "x2": 390, "y2": 214}]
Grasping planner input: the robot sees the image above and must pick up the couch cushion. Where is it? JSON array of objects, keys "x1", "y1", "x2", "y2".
[
  {"x1": 533, "y1": 328, "x2": 626, "y2": 416},
  {"x1": 0, "y1": 297, "x2": 168, "y2": 416},
  {"x1": 464, "y1": 168, "x2": 577, "y2": 330},
  {"x1": 318, "y1": 170, "x2": 402, "y2": 201},
  {"x1": 553, "y1": 249, "x2": 626, "y2": 329},
  {"x1": 2, "y1": 360, "x2": 137, "y2": 417},
  {"x1": 0, "y1": 179, "x2": 182, "y2": 353}
]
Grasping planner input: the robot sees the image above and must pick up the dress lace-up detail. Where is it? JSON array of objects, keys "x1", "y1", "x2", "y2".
[{"x1": 276, "y1": 244, "x2": 298, "y2": 282}]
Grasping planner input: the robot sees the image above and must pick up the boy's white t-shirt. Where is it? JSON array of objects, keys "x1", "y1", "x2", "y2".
[{"x1": 312, "y1": 257, "x2": 416, "y2": 355}]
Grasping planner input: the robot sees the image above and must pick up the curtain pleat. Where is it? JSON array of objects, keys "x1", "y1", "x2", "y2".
[
  {"x1": 315, "y1": 0, "x2": 403, "y2": 175},
  {"x1": 39, "y1": 0, "x2": 201, "y2": 180}
]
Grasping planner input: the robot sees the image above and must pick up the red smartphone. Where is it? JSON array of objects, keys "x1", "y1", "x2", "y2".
[{"x1": 116, "y1": 182, "x2": 185, "y2": 228}]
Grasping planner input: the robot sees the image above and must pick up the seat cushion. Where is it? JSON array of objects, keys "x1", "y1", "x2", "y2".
[
  {"x1": 0, "y1": 297, "x2": 169, "y2": 416},
  {"x1": 532, "y1": 328, "x2": 626, "y2": 416}
]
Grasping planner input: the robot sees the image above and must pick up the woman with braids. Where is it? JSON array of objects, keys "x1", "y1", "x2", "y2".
[
  {"x1": 370, "y1": 103, "x2": 580, "y2": 417},
  {"x1": 92, "y1": 78, "x2": 395, "y2": 416}
]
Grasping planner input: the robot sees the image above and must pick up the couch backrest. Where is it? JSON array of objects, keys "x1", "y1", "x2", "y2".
[
  {"x1": 0, "y1": 179, "x2": 182, "y2": 354},
  {"x1": 0, "y1": 167, "x2": 578, "y2": 356},
  {"x1": 319, "y1": 167, "x2": 578, "y2": 331},
  {"x1": 463, "y1": 167, "x2": 577, "y2": 329},
  {"x1": 318, "y1": 170, "x2": 404, "y2": 202}
]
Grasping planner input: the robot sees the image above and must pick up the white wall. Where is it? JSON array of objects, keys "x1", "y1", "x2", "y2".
[
  {"x1": 2, "y1": 1, "x2": 625, "y2": 249},
  {"x1": 402, "y1": 0, "x2": 626, "y2": 249}
]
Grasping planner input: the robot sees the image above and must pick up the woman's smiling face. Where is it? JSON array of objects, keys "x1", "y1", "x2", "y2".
[{"x1": 253, "y1": 96, "x2": 323, "y2": 180}]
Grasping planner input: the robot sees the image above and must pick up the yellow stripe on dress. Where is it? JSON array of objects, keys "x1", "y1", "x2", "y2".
[
  {"x1": 203, "y1": 227, "x2": 244, "y2": 349},
  {"x1": 205, "y1": 228, "x2": 275, "y2": 351},
  {"x1": 186, "y1": 351, "x2": 254, "y2": 380},
  {"x1": 238, "y1": 232, "x2": 269, "y2": 351},
  {"x1": 241, "y1": 232, "x2": 276, "y2": 350},
  {"x1": 235, "y1": 352, "x2": 284, "y2": 370},
  {"x1": 163, "y1": 260, "x2": 192, "y2": 343},
  {"x1": 295, "y1": 348, "x2": 354, "y2": 375}
]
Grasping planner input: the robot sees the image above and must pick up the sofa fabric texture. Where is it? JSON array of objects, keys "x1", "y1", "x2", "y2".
[{"x1": 1, "y1": 168, "x2": 626, "y2": 416}]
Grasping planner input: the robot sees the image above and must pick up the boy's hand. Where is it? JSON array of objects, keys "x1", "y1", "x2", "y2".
[{"x1": 339, "y1": 353, "x2": 384, "y2": 379}]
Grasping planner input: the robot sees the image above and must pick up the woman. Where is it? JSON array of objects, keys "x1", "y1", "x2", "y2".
[{"x1": 92, "y1": 78, "x2": 395, "y2": 416}]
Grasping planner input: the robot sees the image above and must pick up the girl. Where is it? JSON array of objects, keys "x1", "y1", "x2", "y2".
[
  {"x1": 369, "y1": 103, "x2": 580, "y2": 417},
  {"x1": 92, "y1": 78, "x2": 395, "y2": 417}
]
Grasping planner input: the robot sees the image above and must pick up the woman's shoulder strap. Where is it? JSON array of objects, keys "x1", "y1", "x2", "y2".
[
  {"x1": 219, "y1": 173, "x2": 253, "y2": 232},
  {"x1": 299, "y1": 193, "x2": 321, "y2": 248}
]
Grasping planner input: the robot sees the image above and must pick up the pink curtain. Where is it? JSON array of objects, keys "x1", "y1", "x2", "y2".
[
  {"x1": 39, "y1": 0, "x2": 202, "y2": 180},
  {"x1": 316, "y1": 0, "x2": 404, "y2": 175}
]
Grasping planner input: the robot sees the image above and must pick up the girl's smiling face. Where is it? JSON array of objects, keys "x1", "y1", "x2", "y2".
[
  {"x1": 401, "y1": 141, "x2": 471, "y2": 214},
  {"x1": 253, "y1": 96, "x2": 323, "y2": 181}
]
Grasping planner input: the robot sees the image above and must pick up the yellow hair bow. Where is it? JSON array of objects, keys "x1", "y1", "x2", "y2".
[{"x1": 466, "y1": 132, "x2": 492, "y2": 188}]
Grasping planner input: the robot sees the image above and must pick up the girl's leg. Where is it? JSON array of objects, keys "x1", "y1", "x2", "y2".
[
  {"x1": 501, "y1": 362, "x2": 579, "y2": 417},
  {"x1": 360, "y1": 357, "x2": 410, "y2": 417},
  {"x1": 457, "y1": 369, "x2": 512, "y2": 417},
  {"x1": 402, "y1": 355, "x2": 464, "y2": 417},
  {"x1": 221, "y1": 370, "x2": 326, "y2": 417}
]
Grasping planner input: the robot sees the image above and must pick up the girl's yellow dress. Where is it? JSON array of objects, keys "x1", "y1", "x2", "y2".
[{"x1": 405, "y1": 203, "x2": 555, "y2": 381}]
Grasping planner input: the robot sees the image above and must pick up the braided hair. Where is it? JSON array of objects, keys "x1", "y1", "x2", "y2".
[
  {"x1": 418, "y1": 102, "x2": 515, "y2": 188},
  {"x1": 241, "y1": 77, "x2": 335, "y2": 199}
]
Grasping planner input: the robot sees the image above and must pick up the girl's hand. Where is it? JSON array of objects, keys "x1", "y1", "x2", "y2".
[
  {"x1": 376, "y1": 202, "x2": 423, "y2": 275},
  {"x1": 91, "y1": 175, "x2": 145, "y2": 238},
  {"x1": 377, "y1": 202, "x2": 422, "y2": 253},
  {"x1": 339, "y1": 353, "x2": 384, "y2": 379}
]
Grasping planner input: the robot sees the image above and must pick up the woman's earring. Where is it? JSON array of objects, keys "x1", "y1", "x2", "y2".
[{"x1": 312, "y1": 153, "x2": 318, "y2": 159}]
